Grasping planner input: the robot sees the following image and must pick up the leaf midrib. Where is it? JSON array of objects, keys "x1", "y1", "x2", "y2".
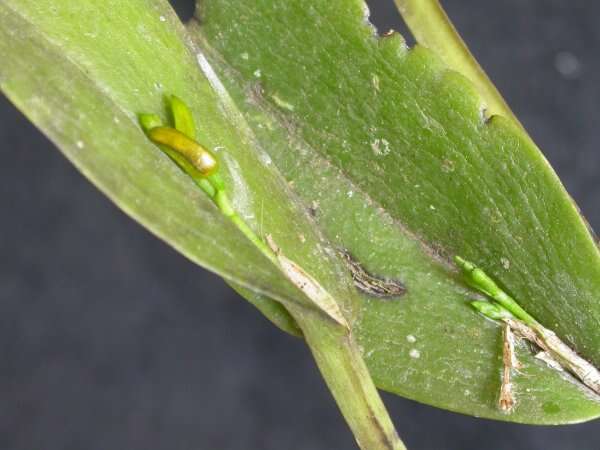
[{"x1": 192, "y1": 27, "x2": 460, "y2": 282}]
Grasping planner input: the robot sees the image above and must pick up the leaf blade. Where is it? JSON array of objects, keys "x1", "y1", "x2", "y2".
[
  {"x1": 0, "y1": 0, "x2": 352, "y2": 321},
  {"x1": 191, "y1": 0, "x2": 600, "y2": 423}
]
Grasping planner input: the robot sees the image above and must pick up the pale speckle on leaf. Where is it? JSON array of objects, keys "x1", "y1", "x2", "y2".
[
  {"x1": 271, "y1": 94, "x2": 295, "y2": 111},
  {"x1": 370, "y1": 138, "x2": 391, "y2": 156},
  {"x1": 441, "y1": 158, "x2": 455, "y2": 173},
  {"x1": 371, "y1": 73, "x2": 380, "y2": 92}
]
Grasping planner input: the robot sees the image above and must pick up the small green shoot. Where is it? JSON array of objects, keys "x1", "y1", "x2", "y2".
[
  {"x1": 147, "y1": 126, "x2": 219, "y2": 176},
  {"x1": 169, "y1": 95, "x2": 196, "y2": 139},
  {"x1": 138, "y1": 96, "x2": 347, "y2": 328},
  {"x1": 139, "y1": 111, "x2": 217, "y2": 198},
  {"x1": 470, "y1": 301, "x2": 513, "y2": 321},
  {"x1": 456, "y1": 255, "x2": 600, "y2": 398},
  {"x1": 139, "y1": 96, "x2": 277, "y2": 265},
  {"x1": 455, "y1": 256, "x2": 536, "y2": 326}
]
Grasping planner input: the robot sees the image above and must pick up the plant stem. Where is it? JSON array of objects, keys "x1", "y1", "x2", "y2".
[
  {"x1": 393, "y1": 0, "x2": 523, "y2": 130},
  {"x1": 212, "y1": 189, "x2": 279, "y2": 266},
  {"x1": 214, "y1": 185, "x2": 406, "y2": 449},
  {"x1": 212, "y1": 182, "x2": 405, "y2": 448},
  {"x1": 288, "y1": 304, "x2": 406, "y2": 450},
  {"x1": 216, "y1": 189, "x2": 406, "y2": 449}
]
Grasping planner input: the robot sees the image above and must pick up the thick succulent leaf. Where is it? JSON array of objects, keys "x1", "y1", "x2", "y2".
[
  {"x1": 0, "y1": 1, "x2": 359, "y2": 331},
  {"x1": 3, "y1": 0, "x2": 600, "y2": 426},
  {"x1": 190, "y1": 0, "x2": 600, "y2": 423}
]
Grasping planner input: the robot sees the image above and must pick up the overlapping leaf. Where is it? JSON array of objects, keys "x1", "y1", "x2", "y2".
[
  {"x1": 1, "y1": 0, "x2": 600, "y2": 425},
  {"x1": 0, "y1": 1, "x2": 367, "y2": 339},
  {"x1": 192, "y1": 0, "x2": 600, "y2": 422}
]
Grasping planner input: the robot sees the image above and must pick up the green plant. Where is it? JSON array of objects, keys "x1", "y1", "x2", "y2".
[{"x1": 2, "y1": 1, "x2": 600, "y2": 448}]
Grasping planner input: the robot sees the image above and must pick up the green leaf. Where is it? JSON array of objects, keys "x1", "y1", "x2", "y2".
[
  {"x1": 190, "y1": 0, "x2": 600, "y2": 423},
  {"x1": 0, "y1": 3, "x2": 403, "y2": 448},
  {"x1": 0, "y1": 1, "x2": 347, "y2": 326},
  {"x1": 2, "y1": 0, "x2": 600, "y2": 430}
]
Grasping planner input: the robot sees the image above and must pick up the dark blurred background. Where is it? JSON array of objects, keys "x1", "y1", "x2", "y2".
[{"x1": 1, "y1": 1, "x2": 599, "y2": 449}]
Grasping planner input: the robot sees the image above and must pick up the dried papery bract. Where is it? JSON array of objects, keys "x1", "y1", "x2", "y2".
[
  {"x1": 267, "y1": 236, "x2": 349, "y2": 328},
  {"x1": 499, "y1": 323, "x2": 518, "y2": 412},
  {"x1": 507, "y1": 318, "x2": 600, "y2": 395},
  {"x1": 458, "y1": 256, "x2": 600, "y2": 401}
]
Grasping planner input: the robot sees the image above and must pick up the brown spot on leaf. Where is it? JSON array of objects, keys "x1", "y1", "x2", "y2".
[{"x1": 340, "y1": 250, "x2": 406, "y2": 299}]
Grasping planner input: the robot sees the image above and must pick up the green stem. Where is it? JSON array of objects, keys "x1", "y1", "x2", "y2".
[
  {"x1": 487, "y1": 287, "x2": 537, "y2": 326},
  {"x1": 213, "y1": 189, "x2": 279, "y2": 266},
  {"x1": 288, "y1": 305, "x2": 406, "y2": 450},
  {"x1": 212, "y1": 186, "x2": 406, "y2": 450},
  {"x1": 393, "y1": 0, "x2": 523, "y2": 130},
  {"x1": 214, "y1": 185, "x2": 406, "y2": 450},
  {"x1": 211, "y1": 181, "x2": 405, "y2": 449}
]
